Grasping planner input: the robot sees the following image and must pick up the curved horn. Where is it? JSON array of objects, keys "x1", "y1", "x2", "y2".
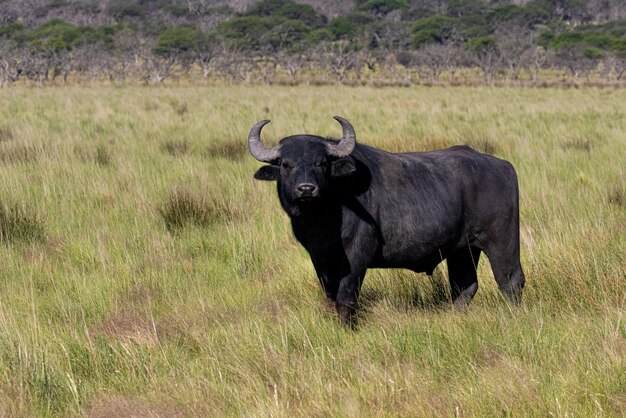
[
  {"x1": 248, "y1": 119, "x2": 281, "y2": 163},
  {"x1": 327, "y1": 116, "x2": 356, "y2": 157}
]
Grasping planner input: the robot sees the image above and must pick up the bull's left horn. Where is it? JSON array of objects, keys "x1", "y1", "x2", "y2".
[
  {"x1": 328, "y1": 116, "x2": 356, "y2": 157},
  {"x1": 248, "y1": 119, "x2": 281, "y2": 163}
]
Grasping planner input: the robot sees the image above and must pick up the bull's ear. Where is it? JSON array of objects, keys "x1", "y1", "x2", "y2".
[
  {"x1": 254, "y1": 165, "x2": 279, "y2": 181},
  {"x1": 331, "y1": 158, "x2": 356, "y2": 177}
]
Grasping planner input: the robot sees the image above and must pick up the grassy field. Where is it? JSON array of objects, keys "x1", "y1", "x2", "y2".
[{"x1": 0, "y1": 85, "x2": 624, "y2": 417}]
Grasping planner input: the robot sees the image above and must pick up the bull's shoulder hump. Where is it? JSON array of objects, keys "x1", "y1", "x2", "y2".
[
  {"x1": 389, "y1": 146, "x2": 477, "y2": 164},
  {"x1": 394, "y1": 146, "x2": 514, "y2": 176},
  {"x1": 354, "y1": 143, "x2": 515, "y2": 174}
]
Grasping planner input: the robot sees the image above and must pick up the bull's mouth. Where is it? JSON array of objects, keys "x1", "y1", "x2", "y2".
[{"x1": 296, "y1": 195, "x2": 319, "y2": 202}]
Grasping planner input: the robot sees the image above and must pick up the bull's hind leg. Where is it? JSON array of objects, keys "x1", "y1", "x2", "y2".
[
  {"x1": 482, "y1": 239, "x2": 525, "y2": 304},
  {"x1": 447, "y1": 246, "x2": 481, "y2": 308},
  {"x1": 487, "y1": 254, "x2": 525, "y2": 304}
]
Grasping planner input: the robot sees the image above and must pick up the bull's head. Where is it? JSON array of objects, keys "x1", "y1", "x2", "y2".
[{"x1": 248, "y1": 116, "x2": 357, "y2": 213}]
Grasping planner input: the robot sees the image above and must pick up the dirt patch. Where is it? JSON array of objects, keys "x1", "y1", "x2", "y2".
[
  {"x1": 86, "y1": 395, "x2": 183, "y2": 418},
  {"x1": 256, "y1": 298, "x2": 283, "y2": 320},
  {"x1": 127, "y1": 284, "x2": 154, "y2": 306},
  {"x1": 91, "y1": 306, "x2": 204, "y2": 350},
  {"x1": 479, "y1": 345, "x2": 506, "y2": 368},
  {"x1": 90, "y1": 284, "x2": 199, "y2": 348},
  {"x1": 91, "y1": 285, "x2": 158, "y2": 344},
  {"x1": 92, "y1": 309, "x2": 158, "y2": 345}
]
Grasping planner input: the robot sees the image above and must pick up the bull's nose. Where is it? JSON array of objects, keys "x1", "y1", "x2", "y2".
[{"x1": 297, "y1": 183, "x2": 317, "y2": 195}]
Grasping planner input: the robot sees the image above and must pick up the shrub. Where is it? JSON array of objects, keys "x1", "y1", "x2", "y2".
[
  {"x1": 219, "y1": 15, "x2": 312, "y2": 50},
  {"x1": 329, "y1": 13, "x2": 374, "y2": 40},
  {"x1": 412, "y1": 16, "x2": 460, "y2": 46},
  {"x1": 154, "y1": 27, "x2": 214, "y2": 56},
  {"x1": 245, "y1": 0, "x2": 327, "y2": 28},
  {"x1": 275, "y1": 2, "x2": 327, "y2": 28},
  {"x1": 107, "y1": 1, "x2": 145, "y2": 18},
  {"x1": 0, "y1": 22, "x2": 26, "y2": 39},
  {"x1": 356, "y1": 0, "x2": 408, "y2": 15},
  {"x1": 29, "y1": 19, "x2": 82, "y2": 52}
]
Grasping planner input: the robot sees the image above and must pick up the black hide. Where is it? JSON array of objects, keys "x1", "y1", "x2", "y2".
[{"x1": 253, "y1": 134, "x2": 525, "y2": 325}]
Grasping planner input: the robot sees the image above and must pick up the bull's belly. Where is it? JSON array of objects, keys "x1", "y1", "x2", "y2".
[{"x1": 368, "y1": 252, "x2": 446, "y2": 275}]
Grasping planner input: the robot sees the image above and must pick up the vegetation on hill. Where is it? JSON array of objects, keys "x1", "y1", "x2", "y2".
[{"x1": 0, "y1": 0, "x2": 624, "y2": 84}]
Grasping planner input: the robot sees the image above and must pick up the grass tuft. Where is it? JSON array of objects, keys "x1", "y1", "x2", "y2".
[
  {"x1": 608, "y1": 185, "x2": 626, "y2": 208},
  {"x1": 0, "y1": 143, "x2": 39, "y2": 164},
  {"x1": 205, "y1": 141, "x2": 247, "y2": 160},
  {"x1": 167, "y1": 98, "x2": 188, "y2": 116},
  {"x1": 161, "y1": 139, "x2": 189, "y2": 157},
  {"x1": 95, "y1": 144, "x2": 114, "y2": 167},
  {"x1": 0, "y1": 126, "x2": 14, "y2": 142},
  {"x1": 74, "y1": 144, "x2": 115, "y2": 166},
  {"x1": 175, "y1": 102, "x2": 188, "y2": 116},
  {"x1": 0, "y1": 203, "x2": 46, "y2": 245},
  {"x1": 159, "y1": 187, "x2": 232, "y2": 231},
  {"x1": 562, "y1": 137, "x2": 593, "y2": 152}
]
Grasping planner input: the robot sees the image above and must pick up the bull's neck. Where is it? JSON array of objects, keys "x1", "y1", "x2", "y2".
[{"x1": 289, "y1": 199, "x2": 343, "y2": 239}]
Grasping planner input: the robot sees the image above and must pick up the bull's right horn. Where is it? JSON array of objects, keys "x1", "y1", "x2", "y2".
[
  {"x1": 328, "y1": 116, "x2": 356, "y2": 158},
  {"x1": 248, "y1": 119, "x2": 281, "y2": 163}
]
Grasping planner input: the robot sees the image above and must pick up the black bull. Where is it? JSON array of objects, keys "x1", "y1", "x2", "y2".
[{"x1": 248, "y1": 116, "x2": 525, "y2": 324}]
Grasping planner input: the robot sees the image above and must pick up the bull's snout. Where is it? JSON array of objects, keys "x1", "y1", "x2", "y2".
[{"x1": 296, "y1": 183, "x2": 318, "y2": 198}]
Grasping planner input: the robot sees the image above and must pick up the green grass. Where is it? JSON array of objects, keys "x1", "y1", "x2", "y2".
[{"x1": 0, "y1": 85, "x2": 624, "y2": 416}]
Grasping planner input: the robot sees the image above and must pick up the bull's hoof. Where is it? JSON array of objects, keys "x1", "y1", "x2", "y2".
[
  {"x1": 336, "y1": 304, "x2": 357, "y2": 328},
  {"x1": 503, "y1": 289, "x2": 523, "y2": 305},
  {"x1": 324, "y1": 297, "x2": 337, "y2": 313},
  {"x1": 452, "y1": 282, "x2": 478, "y2": 310}
]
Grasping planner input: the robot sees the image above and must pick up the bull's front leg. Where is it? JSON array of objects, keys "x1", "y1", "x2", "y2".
[
  {"x1": 317, "y1": 273, "x2": 339, "y2": 309},
  {"x1": 334, "y1": 223, "x2": 377, "y2": 326},
  {"x1": 336, "y1": 271, "x2": 366, "y2": 326},
  {"x1": 310, "y1": 256, "x2": 340, "y2": 306}
]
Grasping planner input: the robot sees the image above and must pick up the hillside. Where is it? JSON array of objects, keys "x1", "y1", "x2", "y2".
[{"x1": 0, "y1": 0, "x2": 625, "y2": 85}]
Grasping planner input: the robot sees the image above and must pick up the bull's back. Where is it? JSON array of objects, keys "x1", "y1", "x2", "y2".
[
  {"x1": 350, "y1": 146, "x2": 465, "y2": 266},
  {"x1": 350, "y1": 145, "x2": 518, "y2": 268}
]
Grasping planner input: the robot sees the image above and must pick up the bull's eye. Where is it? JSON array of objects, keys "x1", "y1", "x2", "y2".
[{"x1": 281, "y1": 161, "x2": 293, "y2": 170}]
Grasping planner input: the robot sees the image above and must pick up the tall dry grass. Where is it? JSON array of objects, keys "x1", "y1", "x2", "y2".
[{"x1": 0, "y1": 85, "x2": 623, "y2": 416}]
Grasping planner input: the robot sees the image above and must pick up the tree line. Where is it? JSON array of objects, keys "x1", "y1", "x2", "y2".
[{"x1": 0, "y1": 0, "x2": 624, "y2": 86}]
